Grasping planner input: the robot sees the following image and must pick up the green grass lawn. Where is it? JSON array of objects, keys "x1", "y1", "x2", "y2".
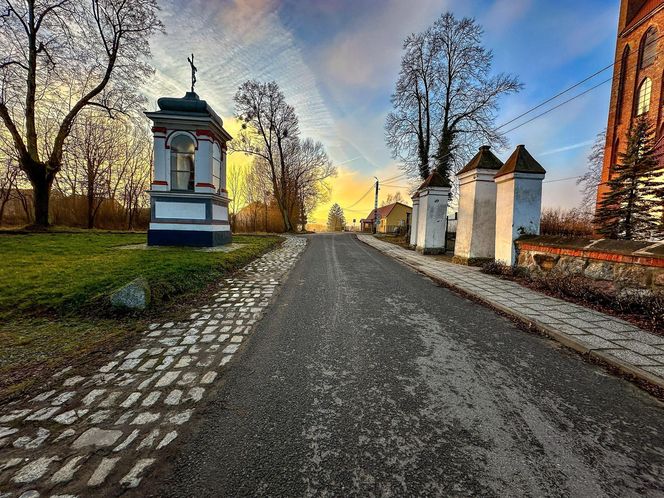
[{"x1": 0, "y1": 232, "x2": 281, "y2": 398}]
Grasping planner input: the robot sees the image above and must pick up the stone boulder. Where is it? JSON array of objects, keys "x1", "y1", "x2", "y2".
[
  {"x1": 655, "y1": 270, "x2": 664, "y2": 288},
  {"x1": 614, "y1": 264, "x2": 652, "y2": 289},
  {"x1": 553, "y1": 256, "x2": 586, "y2": 276},
  {"x1": 584, "y1": 261, "x2": 614, "y2": 281},
  {"x1": 110, "y1": 277, "x2": 151, "y2": 310},
  {"x1": 533, "y1": 253, "x2": 559, "y2": 272}
]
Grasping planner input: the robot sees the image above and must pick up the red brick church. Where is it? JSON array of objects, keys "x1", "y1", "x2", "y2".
[{"x1": 598, "y1": 0, "x2": 664, "y2": 207}]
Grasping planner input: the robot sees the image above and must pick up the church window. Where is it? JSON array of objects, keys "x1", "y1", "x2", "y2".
[
  {"x1": 212, "y1": 143, "x2": 222, "y2": 191},
  {"x1": 636, "y1": 77, "x2": 652, "y2": 115},
  {"x1": 616, "y1": 45, "x2": 630, "y2": 123},
  {"x1": 610, "y1": 138, "x2": 619, "y2": 177},
  {"x1": 640, "y1": 27, "x2": 658, "y2": 69},
  {"x1": 170, "y1": 134, "x2": 195, "y2": 191}
]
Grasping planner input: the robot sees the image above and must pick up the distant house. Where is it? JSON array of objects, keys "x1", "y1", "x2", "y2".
[{"x1": 360, "y1": 202, "x2": 412, "y2": 233}]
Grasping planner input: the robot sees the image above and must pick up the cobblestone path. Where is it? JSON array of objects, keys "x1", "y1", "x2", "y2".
[{"x1": 0, "y1": 236, "x2": 307, "y2": 498}]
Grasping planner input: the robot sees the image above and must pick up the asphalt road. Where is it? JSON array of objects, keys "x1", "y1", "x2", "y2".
[{"x1": 151, "y1": 233, "x2": 664, "y2": 497}]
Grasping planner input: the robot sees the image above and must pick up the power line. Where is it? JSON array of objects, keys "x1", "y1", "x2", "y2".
[
  {"x1": 496, "y1": 65, "x2": 614, "y2": 131},
  {"x1": 501, "y1": 77, "x2": 613, "y2": 135},
  {"x1": 344, "y1": 207, "x2": 373, "y2": 213},
  {"x1": 379, "y1": 172, "x2": 409, "y2": 183},
  {"x1": 497, "y1": 30, "x2": 664, "y2": 132},
  {"x1": 342, "y1": 183, "x2": 375, "y2": 210},
  {"x1": 543, "y1": 175, "x2": 582, "y2": 184}
]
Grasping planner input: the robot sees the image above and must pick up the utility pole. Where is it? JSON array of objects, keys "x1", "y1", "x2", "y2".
[{"x1": 373, "y1": 177, "x2": 379, "y2": 234}]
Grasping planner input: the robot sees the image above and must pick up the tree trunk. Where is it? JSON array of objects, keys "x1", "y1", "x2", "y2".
[
  {"x1": 23, "y1": 161, "x2": 54, "y2": 228},
  {"x1": 279, "y1": 205, "x2": 292, "y2": 232},
  {"x1": 87, "y1": 191, "x2": 95, "y2": 229},
  {"x1": 0, "y1": 198, "x2": 7, "y2": 224},
  {"x1": 435, "y1": 128, "x2": 454, "y2": 181}
]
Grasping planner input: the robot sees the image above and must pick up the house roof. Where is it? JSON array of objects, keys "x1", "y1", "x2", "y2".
[
  {"x1": 494, "y1": 145, "x2": 546, "y2": 179},
  {"x1": 457, "y1": 145, "x2": 504, "y2": 175},
  {"x1": 416, "y1": 170, "x2": 450, "y2": 190},
  {"x1": 364, "y1": 201, "x2": 411, "y2": 221}
]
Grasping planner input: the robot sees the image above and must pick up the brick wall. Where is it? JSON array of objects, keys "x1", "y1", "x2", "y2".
[{"x1": 515, "y1": 236, "x2": 664, "y2": 294}]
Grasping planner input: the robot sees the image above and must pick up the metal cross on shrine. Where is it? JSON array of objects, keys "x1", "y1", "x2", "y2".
[{"x1": 187, "y1": 53, "x2": 198, "y2": 93}]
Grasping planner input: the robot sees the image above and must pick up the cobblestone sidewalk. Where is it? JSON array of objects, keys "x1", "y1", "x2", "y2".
[
  {"x1": 0, "y1": 236, "x2": 307, "y2": 498},
  {"x1": 358, "y1": 234, "x2": 664, "y2": 390}
]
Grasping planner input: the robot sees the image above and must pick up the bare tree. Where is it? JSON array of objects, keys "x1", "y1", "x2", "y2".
[
  {"x1": 233, "y1": 81, "x2": 336, "y2": 232},
  {"x1": 288, "y1": 138, "x2": 336, "y2": 231},
  {"x1": 233, "y1": 80, "x2": 300, "y2": 232},
  {"x1": 117, "y1": 122, "x2": 151, "y2": 230},
  {"x1": 62, "y1": 112, "x2": 120, "y2": 228},
  {"x1": 0, "y1": 131, "x2": 31, "y2": 224},
  {"x1": 0, "y1": 0, "x2": 162, "y2": 227},
  {"x1": 0, "y1": 156, "x2": 19, "y2": 223},
  {"x1": 386, "y1": 13, "x2": 521, "y2": 182},
  {"x1": 380, "y1": 191, "x2": 404, "y2": 207},
  {"x1": 226, "y1": 159, "x2": 246, "y2": 230},
  {"x1": 577, "y1": 130, "x2": 605, "y2": 212},
  {"x1": 386, "y1": 29, "x2": 437, "y2": 179}
]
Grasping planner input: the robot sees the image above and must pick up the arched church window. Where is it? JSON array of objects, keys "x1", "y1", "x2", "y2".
[
  {"x1": 170, "y1": 134, "x2": 195, "y2": 191},
  {"x1": 212, "y1": 143, "x2": 222, "y2": 191},
  {"x1": 616, "y1": 45, "x2": 630, "y2": 123},
  {"x1": 636, "y1": 77, "x2": 652, "y2": 115},
  {"x1": 640, "y1": 27, "x2": 658, "y2": 69},
  {"x1": 610, "y1": 138, "x2": 619, "y2": 177}
]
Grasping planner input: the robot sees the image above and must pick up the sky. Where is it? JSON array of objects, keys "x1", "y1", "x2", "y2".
[{"x1": 145, "y1": 0, "x2": 620, "y2": 225}]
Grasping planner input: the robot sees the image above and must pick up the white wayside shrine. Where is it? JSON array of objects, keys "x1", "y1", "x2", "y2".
[
  {"x1": 145, "y1": 91, "x2": 232, "y2": 246},
  {"x1": 413, "y1": 171, "x2": 451, "y2": 255},
  {"x1": 494, "y1": 145, "x2": 546, "y2": 265},
  {"x1": 454, "y1": 146, "x2": 504, "y2": 264}
]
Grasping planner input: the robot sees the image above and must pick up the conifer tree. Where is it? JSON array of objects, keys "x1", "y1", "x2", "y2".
[
  {"x1": 327, "y1": 203, "x2": 346, "y2": 232},
  {"x1": 595, "y1": 116, "x2": 663, "y2": 240}
]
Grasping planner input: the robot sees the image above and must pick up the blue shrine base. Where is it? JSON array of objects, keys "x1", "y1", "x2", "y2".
[{"x1": 148, "y1": 229, "x2": 232, "y2": 247}]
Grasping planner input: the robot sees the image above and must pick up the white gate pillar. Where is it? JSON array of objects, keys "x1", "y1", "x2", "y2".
[
  {"x1": 415, "y1": 171, "x2": 450, "y2": 255},
  {"x1": 454, "y1": 146, "x2": 503, "y2": 264},
  {"x1": 494, "y1": 145, "x2": 546, "y2": 265},
  {"x1": 409, "y1": 192, "x2": 420, "y2": 248}
]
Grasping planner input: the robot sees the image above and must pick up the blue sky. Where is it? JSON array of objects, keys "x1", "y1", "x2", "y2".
[{"x1": 147, "y1": 0, "x2": 619, "y2": 221}]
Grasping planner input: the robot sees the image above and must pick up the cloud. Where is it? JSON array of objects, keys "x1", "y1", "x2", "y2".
[
  {"x1": 483, "y1": 0, "x2": 533, "y2": 34},
  {"x1": 539, "y1": 139, "x2": 595, "y2": 156},
  {"x1": 145, "y1": 0, "x2": 336, "y2": 145},
  {"x1": 320, "y1": 0, "x2": 449, "y2": 89},
  {"x1": 217, "y1": 0, "x2": 279, "y2": 44}
]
